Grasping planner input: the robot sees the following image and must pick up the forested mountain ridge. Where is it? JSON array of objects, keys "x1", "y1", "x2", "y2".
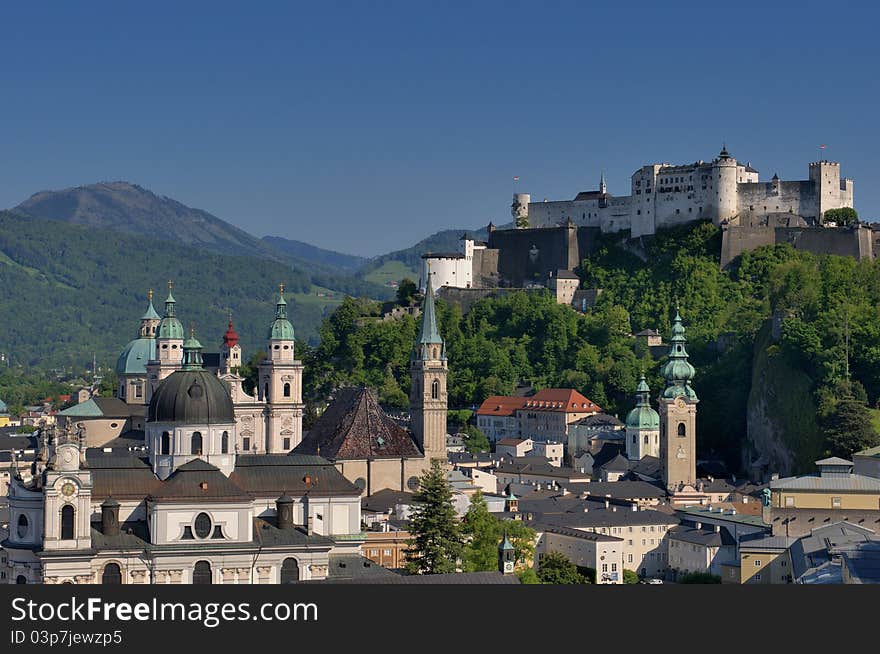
[{"x1": 0, "y1": 210, "x2": 339, "y2": 369}]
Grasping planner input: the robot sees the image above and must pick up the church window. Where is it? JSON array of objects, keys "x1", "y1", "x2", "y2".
[
  {"x1": 274, "y1": 345, "x2": 280, "y2": 350},
  {"x1": 212, "y1": 525, "x2": 224, "y2": 539},
  {"x1": 17, "y1": 514, "x2": 28, "y2": 539},
  {"x1": 677, "y1": 423, "x2": 686, "y2": 437},
  {"x1": 192, "y1": 432, "x2": 203, "y2": 455},
  {"x1": 194, "y1": 512, "x2": 212, "y2": 539},
  {"x1": 221, "y1": 431, "x2": 229, "y2": 454},
  {"x1": 431, "y1": 379, "x2": 440, "y2": 400},
  {"x1": 283, "y1": 438, "x2": 291, "y2": 450},
  {"x1": 102, "y1": 563, "x2": 122, "y2": 585},
  {"x1": 193, "y1": 561, "x2": 212, "y2": 585},
  {"x1": 16, "y1": 575, "x2": 26, "y2": 584},
  {"x1": 631, "y1": 435, "x2": 636, "y2": 444},
  {"x1": 644, "y1": 434, "x2": 649, "y2": 445},
  {"x1": 162, "y1": 344, "x2": 168, "y2": 349},
  {"x1": 161, "y1": 432, "x2": 170, "y2": 455},
  {"x1": 281, "y1": 558, "x2": 300, "y2": 584},
  {"x1": 134, "y1": 385, "x2": 142, "y2": 399},
  {"x1": 61, "y1": 505, "x2": 75, "y2": 540},
  {"x1": 284, "y1": 383, "x2": 291, "y2": 397},
  {"x1": 181, "y1": 526, "x2": 195, "y2": 539},
  {"x1": 243, "y1": 437, "x2": 251, "y2": 451}
]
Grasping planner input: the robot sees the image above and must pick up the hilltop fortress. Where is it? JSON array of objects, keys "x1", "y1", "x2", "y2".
[
  {"x1": 516, "y1": 146, "x2": 853, "y2": 237},
  {"x1": 422, "y1": 147, "x2": 874, "y2": 295}
]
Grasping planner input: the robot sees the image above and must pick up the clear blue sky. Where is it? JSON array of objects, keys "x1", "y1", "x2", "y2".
[{"x1": 1, "y1": 1, "x2": 877, "y2": 256}]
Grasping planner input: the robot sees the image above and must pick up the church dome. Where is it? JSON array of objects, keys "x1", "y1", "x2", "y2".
[
  {"x1": 116, "y1": 337, "x2": 156, "y2": 376},
  {"x1": 625, "y1": 405, "x2": 660, "y2": 430},
  {"x1": 268, "y1": 287, "x2": 294, "y2": 340},
  {"x1": 158, "y1": 315, "x2": 185, "y2": 340},
  {"x1": 148, "y1": 369, "x2": 234, "y2": 424}
]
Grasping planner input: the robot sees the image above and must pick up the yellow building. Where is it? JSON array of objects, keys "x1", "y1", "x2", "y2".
[{"x1": 737, "y1": 537, "x2": 795, "y2": 584}]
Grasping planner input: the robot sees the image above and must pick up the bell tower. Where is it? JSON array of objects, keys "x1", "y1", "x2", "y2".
[
  {"x1": 146, "y1": 281, "x2": 185, "y2": 401},
  {"x1": 258, "y1": 284, "x2": 304, "y2": 453},
  {"x1": 409, "y1": 275, "x2": 447, "y2": 462},
  {"x1": 658, "y1": 311, "x2": 699, "y2": 492}
]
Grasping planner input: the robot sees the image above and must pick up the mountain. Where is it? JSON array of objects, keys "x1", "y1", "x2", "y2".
[
  {"x1": 12, "y1": 181, "x2": 392, "y2": 301},
  {"x1": 262, "y1": 235, "x2": 366, "y2": 272},
  {"x1": 0, "y1": 210, "x2": 339, "y2": 369},
  {"x1": 14, "y1": 181, "x2": 281, "y2": 260}
]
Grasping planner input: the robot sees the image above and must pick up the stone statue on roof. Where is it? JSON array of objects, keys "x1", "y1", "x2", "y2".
[{"x1": 761, "y1": 487, "x2": 772, "y2": 507}]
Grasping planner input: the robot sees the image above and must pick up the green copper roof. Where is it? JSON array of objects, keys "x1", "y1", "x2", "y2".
[
  {"x1": 182, "y1": 328, "x2": 204, "y2": 370},
  {"x1": 116, "y1": 337, "x2": 157, "y2": 376},
  {"x1": 58, "y1": 398, "x2": 104, "y2": 417},
  {"x1": 141, "y1": 297, "x2": 161, "y2": 321},
  {"x1": 414, "y1": 274, "x2": 445, "y2": 360},
  {"x1": 158, "y1": 287, "x2": 185, "y2": 340},
  {"x1": 499, "y1": 534, "x2": 515, "y2": 552},
  {"x1": 626, "y1": 374, "x2": 660, "y2": 429},
  {"x1": 268, "y1": 286, "x2": 295, "y2": 340},
  {"x1": 661, "y1": 312, "x2": 698, "y2": 401}
]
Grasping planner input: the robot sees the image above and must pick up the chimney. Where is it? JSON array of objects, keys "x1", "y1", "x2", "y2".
[
  {"x1": 307, "y1": 515, "x2": 314, "y2": 536},
  {"x1": 695, "y1": 521, "x2": 702, "y2": 530},
  {"x1": 101, "y1": 497, "x2": 121, "y2": 537},
  {"x1": 631, "y1": 503, "x2": 638, "y2": 511},
  {"x1": 714, "y1": 524, "x2": 720, "y2": 533},
  {"x1": 276, "y1": 493, "x2": 294, "y2": 530}
]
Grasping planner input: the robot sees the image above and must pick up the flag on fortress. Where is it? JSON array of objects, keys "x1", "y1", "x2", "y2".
[{"x1": 513, "y1": 175, "x2": 520, "y2": 182}]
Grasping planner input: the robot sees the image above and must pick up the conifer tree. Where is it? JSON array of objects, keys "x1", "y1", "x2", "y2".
[{"x1": 405, "y1": 460, "x2": 463, "y2": 574}]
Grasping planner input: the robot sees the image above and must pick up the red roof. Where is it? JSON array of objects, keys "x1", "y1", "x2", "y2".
[
  {"x1": 477, "y1": 396, "x2": 527, "y2": 417},
  {"x1": 520, "y1": 388, "x2": 601, "y2": 413},
  {"x1": 223, "y1": 319, "x2": 239, "y2": 348}
]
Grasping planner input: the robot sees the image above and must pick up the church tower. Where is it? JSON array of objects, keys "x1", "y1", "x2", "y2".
[
  {"x1": 258, "y1": 285, "x2": 304, "y2": 453},
  {"x1": 146, "y1": 281, "x2": 185, "y2": 401},
  {"x1": 625, "y1": 374, "x2": 660, "y2": 461},
  {"x1": 139, "y1": 288, "x2": 161, "y2": 338},
  {"x1": 219, "y1": 312, "x2": 242, "y2": 375},
  {"x1": 658, "y1": 312, "x2": 699, "y2": 492},
  {"x1": 409, "y1": 275, "x2": 447, "y2": 462}
]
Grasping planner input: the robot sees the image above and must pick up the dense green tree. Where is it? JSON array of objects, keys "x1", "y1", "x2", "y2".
[
  {"x1": 396, "y1": 278, "x2": 418, "y2": 306},
  {"x1": 823, "y1": 207, "x2": 858, "y2": 226},
  {"x1": 405, "y1": 460, "x2": 463, "y2": 575},
  {"x1": 623, "y1": 569, "x2": 640, "y2": 584},
  {"x1": 821, "y1": 394, "x2": 880, "y2": 458},
  {"x1": 460, "y1": 492, "x2": 536, "y2": 572},
  {"x1": 462, "y1": 424, "x2": 490, "y2": 453},
  {"x1": 537, "y1": 552, "x2": 589, "y2": 584}
]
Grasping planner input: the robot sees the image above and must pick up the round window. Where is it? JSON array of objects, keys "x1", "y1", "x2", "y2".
[
  {"x1": 407, "y1": 476, "x2": 420, "y2": 492},
  {"x1": 110, "y1": 423, "x2": 118, "y2": 429},
  {"x1": 194, "y1": 512, "x2": 212, "y2": 539},
  {"x1": 354, "y1": 477, "x2": 367, "y2": 491}
]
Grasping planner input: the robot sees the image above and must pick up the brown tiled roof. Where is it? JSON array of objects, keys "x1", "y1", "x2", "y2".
[
  {"x1": 521, "y1": 388, "x2": 601, "y2": 413},
  {"x1": 148, "y1": 459, "x2": 252, "y2": 503},
  {"x1": 477, "y1": 396, "x2": 527, "y2": 417},
  {"x1": 229, "y1": 454, "x2": 361, "y2": 497},
  {"x1": 89, "y1": 454, "x2": 162, "y2": 499},
  {"x1": 294, "y1": 387, "x2": 422, "y2": 460},
  {"x1": 496, "y1": 438, "x2": 526, "y2": 446}
]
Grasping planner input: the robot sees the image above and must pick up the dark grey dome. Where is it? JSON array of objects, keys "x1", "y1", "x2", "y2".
[{"x1": 148, "y1": 369, "x2": 234, "y2": 424}]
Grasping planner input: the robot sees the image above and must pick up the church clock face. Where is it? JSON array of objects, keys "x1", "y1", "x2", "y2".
[
  {"x1": 675, "y1": 397, "x2": 686, "y2": 409},
  {"x1": 61, "y1": 482, "x2": 76, "y2": 497}
]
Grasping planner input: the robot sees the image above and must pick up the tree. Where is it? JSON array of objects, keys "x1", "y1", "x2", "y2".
[
  {"x1": 822, "y1": 394, "x2": 880, "y2": 458},
  {"x1": 623, "y1": 569, "x2": 640, "y2": 584},
  {"x1": 405, "y1": 460, "x2": 463, "y2": 574},
  {"x1": 462, "y1": 424, "x2": 490, "y2": 453},
  {"x1": 823, "y1": 207, "x2": 858, "y2": 226},
  {"x1": 537, "y1": 552, "x2": 589, "y2": 584},
  {"x1": 517, "y1": 568, "x2": 540, "y2": 584},
  {"x1": 396, "y1": 278, "x2": 418, "y2": 306},
  {"x1": 461, "y1": 492, "x2": 500, "y2": 572},
  {"x1": 678, "y1": 572, "x2": 722, "y2": 584}
]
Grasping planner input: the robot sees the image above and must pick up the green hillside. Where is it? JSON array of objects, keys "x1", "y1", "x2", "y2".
[{"x1": 0, "y1": 211, "x2": 340, "y2": 369}]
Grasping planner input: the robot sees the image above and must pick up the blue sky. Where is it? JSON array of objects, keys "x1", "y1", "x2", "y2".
[{"x1": 1, "y1": 1, "x2": 877, "y2": 256}]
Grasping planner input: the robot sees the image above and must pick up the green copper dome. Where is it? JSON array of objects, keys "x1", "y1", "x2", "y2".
[
  {"x1": 661, "y1": 312, "x2": 698, "y2": 401},
  {"x1": 625, "y1": 374, "x2": 660, "y2": 429},
  {"x1": 157, "y1": 287, "x2": 185, "y2": 340},
  {"x1": 268, "y1": 286, "x2": 295, "y2": 340},
  {"x1": 116, "y1": 337, "x2": 156, "y2": 376}
]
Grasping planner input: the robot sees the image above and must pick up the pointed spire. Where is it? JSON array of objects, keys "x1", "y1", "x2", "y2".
[
  {"x1": 164, "y1": 280, "x2": 176, "y2": 317},
  {"x1": 415, "y1": 274, "x2": 444, "y2": 359},
  {"x1": 661, "y1": 311, "x2": 697, "y2": 400},
  {"x1": 600, "y1": 171, "x2": 607, "y2": 194},
  {"x1": 275, "y1": 283, "x2": 288, "y2": 319},
  {"x1": 141, "y1": 288, "x2": 161, "y2": 321},
  {"x1": 268, "y1": 284, "x2": 294, "y2": 341},
  {"x1": 223, "y1": 310, "x2": 239, "y2": 348}
]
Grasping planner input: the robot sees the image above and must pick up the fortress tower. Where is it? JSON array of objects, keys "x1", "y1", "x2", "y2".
[
  {"x1": 810, "y1": 161, "x2": 842, "y2": 222},
  {"x1": 712, "y1": 145, "x2": 739, "y2": 224},
  {"x1": 512, "y1": 193, "x2": 530, "y2": 228}
]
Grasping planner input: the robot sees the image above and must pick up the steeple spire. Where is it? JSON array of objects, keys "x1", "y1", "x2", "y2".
[
  {"x1": 164, "y1": 280, "x2": 177, "y2": 317},
  {"x1": 268, "y1": 283, "x2": 294, "y2": 341},
  {"x1": 157, "y1": 279, "x2": 184, "y2": 340},
  {"x1": 600, "y1": 171, "x2": 607, "y2": 195},
  {"x1": 661, "y1": 311, "x2": 697, "y2": 400},
  {"x1": 415, "y1": 274, "x2": 445, "y2": 360}
]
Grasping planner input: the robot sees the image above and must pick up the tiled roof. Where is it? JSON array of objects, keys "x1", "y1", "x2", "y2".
[
  {"x1": 521, "y1": 388, "x2": 601, "y2": 413},
  {"x1": 148, "y1": 459, "x2": 252, "y2": 502},
  {"x1": 572, "y1": 413, "x2": 624, "y2": 428},
  {"x1": 496, "y1": 438, "x2": 527, "y2": 446},
  {"x1": 770, "y1": 473, "x2": 880, "y2": 492},
  {"x1": 362, "y1": 489, "x2": 415, "y2": 514},
  {"x1": 668, "y1": 524, "x2": 736, "y2": 547},
  {"x1": 294, "y1": 387, "x2": 422, "y2": 460},
  {"x1": 477, "y1": 396, "x2": 527, "y2": 417},
  {"x1": 230, "y1": 454, "x2": 361, "y2": 497}
]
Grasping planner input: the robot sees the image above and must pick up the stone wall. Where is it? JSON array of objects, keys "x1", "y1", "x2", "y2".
[
  {"x1": 487, "y1": 224, "x2": 601, "y2": 286},
  {"x1": 721, "y1": 224, "x2": 874, "y2": 268}
]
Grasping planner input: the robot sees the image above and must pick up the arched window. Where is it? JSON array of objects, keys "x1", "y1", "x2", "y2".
[
  {"x1": 431, "y1": 379, "x2": 439, "y2": 400},
  {"x1": 281, "y1": 558, "x2": 300, "y2": 584},
  {"x1": 221, "y1": 431, "x2": 229, "y2": 454},
  {"x1": 193, "y1": 561, "x2": 212, "y2": 585},
  {"x1": 283, "y1": 383, "x2": 291, "y2": 397},
  {"x1": 16, "y1": 575, "x2": 26, "y2": 584},
  {"x1": 644, "y1": 434, "x2": 649, "y2": 445},
  {"x1": 61, "y1": 505, "x2": 75, "y2": 540},
  {"x1": 192, "y1": 432, "x2": 202, "y2": 455},
  {"x1": 433, "y1": 347, "x2": 438, "y2": 359},
  {"x1": 161, "y1": 431, "x2": 171, "y2": 455},
  {"x1": 102, "y1": 563, "x2": 122, "y2": 585},
  {"x1": 17, "y1": 514, "x2": 28, "y2": 539},
  {"x1": 677, "y1": 423, "x2": 686, "y2": 437}
]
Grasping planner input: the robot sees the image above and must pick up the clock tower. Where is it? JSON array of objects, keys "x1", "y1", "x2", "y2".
[{"x1": 658, "y1": 312, "x2": 699, "y2": 492}]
